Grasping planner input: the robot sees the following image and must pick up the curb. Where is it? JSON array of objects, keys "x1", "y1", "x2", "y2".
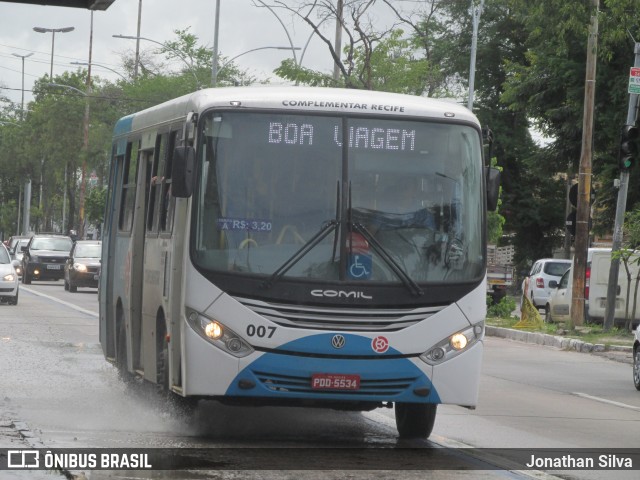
[{"x1": 485, "y1": 326, "x2": 634, "y2": 364}]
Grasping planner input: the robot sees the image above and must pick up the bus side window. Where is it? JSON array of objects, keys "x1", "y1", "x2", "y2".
[
  {"x1": 160, "y1": 131, "x2": 177, "y2": 233},
  {"x1": 119, "y1": 141, "x2": 140, "y2": 232},
  {"x1": 147, "y1": 133, "x2": 168, "y2": 232}
]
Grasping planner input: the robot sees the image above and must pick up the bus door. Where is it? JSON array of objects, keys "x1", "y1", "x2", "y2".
[
  {"x1": 139, "y1": 130, "x2": 175, "y2": 382},
  {"x1": 129, "y1": 132, "x2": 155, "y2": 372},
  {"x1": 100, "y1": 145, "x2": 123, "y2": 360}
]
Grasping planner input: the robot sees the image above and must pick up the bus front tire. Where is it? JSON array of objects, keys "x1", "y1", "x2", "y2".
[
  {"x1": 157, "y1": 339, "x2": 198, "y2": 417},
  {"x1": 116, "y1": 317, "x2": 134, "y2": 385},
  {"x1": 395, "y1": 403, "x2": 437, "y2": 439}
]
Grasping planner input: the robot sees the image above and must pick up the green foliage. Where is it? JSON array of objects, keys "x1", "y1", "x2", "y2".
[
  {"x1": 274, "y1": 59, "x2": 335, "y2": 87},
  {"x1": 85, "y1": 187, "x2": 107, "y2": 226},
  {"x1": 502, "y1": 0, "x2": 639, "y2": 243},
  {"x1": 623, "y1": 207, "x2": 640, "y2": 250},
  {"x1": 2, "y1": 0, "x2": 638, "y2": 256},
  {"x1": 486, "y1": 295, "x2": 517, "y2": 318},
  {"x1": 0, "y1": 28, "x2": 257, "y2": 237}
]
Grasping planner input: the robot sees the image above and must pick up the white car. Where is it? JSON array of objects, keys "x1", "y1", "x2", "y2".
[
  {"x1": 522, "y1": 258, "x2": 572, "y2": 309},
  {"x1": 0, "y1": 243, "x2": 19, "y2": 305},
  {"x1": 547, "y1": 268, "x2": 571, "y2": 323},
  {"x1": 634, "y1": 326, "x2": 640, "y2": 390}
]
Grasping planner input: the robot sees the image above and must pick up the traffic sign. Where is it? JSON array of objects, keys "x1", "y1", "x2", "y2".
[{"x1": 629, "y1": 67, "x2": 640, "y2": 94}]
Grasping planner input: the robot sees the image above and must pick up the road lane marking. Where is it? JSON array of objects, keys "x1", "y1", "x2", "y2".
[
  {"x1": 21, "y1": 286, "x2": 98, "y2": 318},
  {"x1": 363, "y1": 411, "x2": 561, "y2": 479},
  {"x1": 572, "y1": 392, "x2": 640, "y2": 412}
]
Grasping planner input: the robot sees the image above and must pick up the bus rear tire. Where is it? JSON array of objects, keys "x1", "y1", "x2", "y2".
[{"x1": 395, "y1": 403, "x2": 437, "y2": 439}]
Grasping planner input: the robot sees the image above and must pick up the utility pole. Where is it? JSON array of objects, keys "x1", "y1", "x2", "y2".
[
  {"x1": 570, "y1": 0, "x2": 599, "y2": 328},
  {"x1": 603, "y1": 42, "x2": 640, "y2": 331}
]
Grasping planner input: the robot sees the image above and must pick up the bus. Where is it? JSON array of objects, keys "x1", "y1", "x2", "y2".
[{"x1": 99, "y1": 86, "x2": 499, "y2": 438}]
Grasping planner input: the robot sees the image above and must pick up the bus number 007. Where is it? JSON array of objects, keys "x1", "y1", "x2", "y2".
[{"x1": 246, "y1": 325, "x2": 276, "y2": 338}]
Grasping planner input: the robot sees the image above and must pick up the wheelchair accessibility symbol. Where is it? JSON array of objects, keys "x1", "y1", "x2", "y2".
[{"x1": 348, "y1": 254, "x2": 372, "y2": 279}]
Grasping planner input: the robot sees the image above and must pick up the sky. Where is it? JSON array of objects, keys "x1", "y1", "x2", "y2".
[{"x1": 0, "y1": 0, "x2": 352, "y2": 108}]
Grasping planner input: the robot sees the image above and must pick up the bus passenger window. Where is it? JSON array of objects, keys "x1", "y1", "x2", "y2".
[
  {"x1": 119, "y1": 142, "x2": 139, "y2": 232},
  {"x1": 160, "y1": 131, "x2": 178, "y2": 233}
]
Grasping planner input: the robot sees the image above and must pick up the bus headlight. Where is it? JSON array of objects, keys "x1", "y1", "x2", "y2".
[
  {"x1": 420, "y1": 322, "x2": 484, "y2": 365},
  {"x1": 186, "y1": 308, "x2": 253, "y2": 358}
]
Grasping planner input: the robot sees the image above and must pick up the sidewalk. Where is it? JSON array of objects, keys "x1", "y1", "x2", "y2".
[{"x1": 485, "y1": 325, "x2": 634, "y2": 365}]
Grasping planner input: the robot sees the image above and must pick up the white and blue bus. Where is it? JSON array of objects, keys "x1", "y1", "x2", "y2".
[{"x1": 99, "y1": 86, "x2": 499, "y2": 438}]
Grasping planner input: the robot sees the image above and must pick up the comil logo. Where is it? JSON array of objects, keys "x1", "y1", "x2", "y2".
[
  {"x1": 310, "y1": 289, "x2": 372, "y2": 299},
  {"x1": 8, "y1": 450, "x2": 39, "y2": 468}
]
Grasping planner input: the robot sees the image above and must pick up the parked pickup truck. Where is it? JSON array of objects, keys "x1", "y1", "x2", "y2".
[{"x1": 487, "y1": 264, "x2": 514, "y2": 304}]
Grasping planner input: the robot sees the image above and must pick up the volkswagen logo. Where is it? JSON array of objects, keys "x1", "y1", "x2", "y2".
[{"x1": 331, "y1": 334, "x2": 346, "y2": 349}]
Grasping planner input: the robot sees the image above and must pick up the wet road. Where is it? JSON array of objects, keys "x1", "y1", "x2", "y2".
[{"x1": 1, "y1": 282, "x2": 639, "y2": 479}]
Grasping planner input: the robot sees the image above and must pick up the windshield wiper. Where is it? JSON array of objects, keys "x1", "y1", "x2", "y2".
[
  {"x1": 262, "y1": 220, "x2": 339, "y2": 289},
  {"x1": 263, "y1": 182, "x2": 342, "y2": 290},
  {"x1": 348, "y1": 185, "x2": 424, "y2": 297},
  {"x1": 350, "y1": 222, "x2": 424, "y2": 297}
]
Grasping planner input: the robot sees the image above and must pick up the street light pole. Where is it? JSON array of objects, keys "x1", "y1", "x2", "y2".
[
  {"x1": 212, "y1": 0, "x2": 221, "y2": 87},
  {"x1": 71, "y1": 61, "x2": 128, "y2": 81},
  {"x1": 135, "y1": 0, "x2": 143, "y2": 79},
  {"x1": 32, "y1": 26, "x2": 75, "y2": 78},
  {"x1": 468, "y1": 0, "x2": 485, "y2": 111},
  {"x1": 603, "y1": 42, "x2": 640, "y2": 331},
  {"x1": 12, "y1": 52, "x2": 33, "y2": 120},
  {"x1": 78, "y1": 11, "x2": 94, "y2": 239},
  {"x1": 216, "y1": 46, "x2": 301, "y2": 80},
  {"x1": 113, "y1": 34, "x2": 201, "y2": 87},
  {"x1": 333, "y1": 0, "x2": 343, "y2": 83}
]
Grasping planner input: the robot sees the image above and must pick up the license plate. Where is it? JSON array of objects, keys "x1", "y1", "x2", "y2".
[
  {"x1": 93, "y1": 274, "x2": 99, "y2": 280},
  {"x1": 46, "y1": 264, "x2": 61, "y2": 270},
  {"x1": 600, "y1": 299, "x2": 623, "y2": 309},
  {"x1": 311, "y1": 373, "x2": 360, "y2": 391}
]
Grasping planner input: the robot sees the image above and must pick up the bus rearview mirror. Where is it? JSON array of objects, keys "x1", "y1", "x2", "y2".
[
  {"x1": 486, "y1": 167, "x2": 500, "y2": 211},
  {"x1": 172, "y1": 146, "x2": 195, "y2": 198}
]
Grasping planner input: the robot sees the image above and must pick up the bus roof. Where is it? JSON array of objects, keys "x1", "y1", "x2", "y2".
[{"x1": 114, "y1": 86, "x2": 480, "y2": 138}]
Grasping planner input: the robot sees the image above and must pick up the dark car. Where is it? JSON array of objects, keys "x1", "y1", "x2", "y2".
[
  {"x1": 64, "y1": 240, "x2": 101, "y2": 292},
  {"x1": 21, "y1": 234, "x2": 74, "y2": 284}
]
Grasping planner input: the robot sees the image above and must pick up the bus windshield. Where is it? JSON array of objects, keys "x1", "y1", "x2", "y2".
[{"x1": 192, "y1": 111, "x2": 484, "y2": 286}]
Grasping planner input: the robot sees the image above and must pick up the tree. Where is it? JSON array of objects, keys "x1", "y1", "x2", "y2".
[
  {"x1": 269, "y1": 0, "x2": 400, "y2": 89},
  {"x1": 85, "y1": 186, "x2": 107, "y2": 228},
  {"x1": 617, "y1": 207, "x2": 640, "y2": 331},
  {"x1": 502, "y1": 0, "x2": 640, "y2": 246}
]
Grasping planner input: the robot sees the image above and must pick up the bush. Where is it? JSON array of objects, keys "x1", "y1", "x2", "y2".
[{"x1": 487, "y1": 295, "x2": 517, "y2": 318}]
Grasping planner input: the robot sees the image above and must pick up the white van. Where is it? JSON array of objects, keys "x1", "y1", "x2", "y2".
[{"x1": 547, "y1": 248, "x2": 640, "y2": 324}]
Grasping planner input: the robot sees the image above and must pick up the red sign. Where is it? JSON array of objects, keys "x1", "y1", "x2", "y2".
[
  {"x1": 631, "y1": 67, "x2": 640, "y2": 77},
  {"x1": 311, "y1": 373, "x2": 360, "y2": 390},
  {"x1": 371, "y1": 336, "x2": 390, "y2": 353},
  {"x1": 347, "y1": 232, "x2": 369, "y2": 254}
]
